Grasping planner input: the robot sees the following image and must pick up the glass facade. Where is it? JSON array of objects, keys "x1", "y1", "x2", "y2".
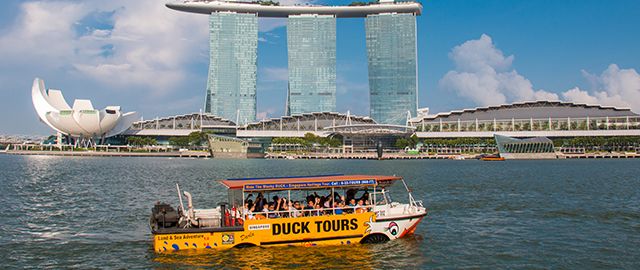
[
  {"x1": 205, "y1": 12, "x2": 258, "y2": 125},
  {"x1": 365, "y1": 13, "x2": 417, "y2": 125},
  {"x1": 287, "y1": 14, "x2": 336, "y2": 115}
]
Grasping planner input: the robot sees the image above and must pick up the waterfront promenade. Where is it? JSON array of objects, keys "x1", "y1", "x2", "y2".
[
  {"x1": 266, "y1": 152, "x2": 640, "y2": 160},
  {"x1": 4, "y1": 150, "x2": 210, "y2": 158},
  {"x1": 2, "y1": 144, "x2": 210, "y2": 158}
]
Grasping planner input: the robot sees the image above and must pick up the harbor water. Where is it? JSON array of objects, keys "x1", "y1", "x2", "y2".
[{"x1": 0, "y1": 155, "x2": 639, "y2": 269}]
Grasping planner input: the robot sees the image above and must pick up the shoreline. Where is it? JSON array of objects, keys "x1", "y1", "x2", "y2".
[
  {"x1": 2, "y1": 150, "x2": 211, "y2": 158},
  {"x1": 3, "y1": 150, "x2": 639, "y2": 160},
  {"x1": 266, "y1": 153, "x2": 640, "y2": 160}
]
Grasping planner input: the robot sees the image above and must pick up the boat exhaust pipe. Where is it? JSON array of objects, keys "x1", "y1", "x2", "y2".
[{"x1": 183, "y1": 191, "x2": 198, "y2": 227}]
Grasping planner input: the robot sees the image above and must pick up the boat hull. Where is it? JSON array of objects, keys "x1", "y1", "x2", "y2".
[{"x1": 153, "y1": 211, "x2": 426, "y2": 252}]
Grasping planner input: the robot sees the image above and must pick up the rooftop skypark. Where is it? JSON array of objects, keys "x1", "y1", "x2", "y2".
[{"x1": 166, "y1": 0, "x2": 422, "y2": 17}]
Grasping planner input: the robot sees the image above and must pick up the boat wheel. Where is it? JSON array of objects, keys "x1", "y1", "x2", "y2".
[
  {"x1": 360, "y1": 234, "x2": 390, "y2": 244},
  {"x1": 234, "y1": 243, "x2": 257, "y2": 249}
]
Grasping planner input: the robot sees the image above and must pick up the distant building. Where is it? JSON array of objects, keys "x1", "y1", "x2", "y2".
[
  {"x1": 287, "y1": 14, "x2": 336, "y2": 115},
  {"x1": 366, "y1": 13, "x2": 418, "y2": 125},
  {"x1": 410, "y1": 101, "x2": 640, "y2": 138},
  {"x1": 167, "y1": 1, "x2": 423, "y2": 126},
  {"x1": 204, "y1": 12, "x2": 257, "y2": 125},
  {"x1": 494, "y1": 134, "x2": 556, "y2": 159},
  {"x1": 208, "y1": 134, "x2": 264, "y2": 158},
  {"x1": 123, "y1": 112, "x2": 236, "y2": 144},
  {"x1": 238, "y1": 111, "x2": 375, "y2": 138}
]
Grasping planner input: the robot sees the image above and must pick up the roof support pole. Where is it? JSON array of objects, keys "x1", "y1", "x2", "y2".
[
  {"x1": 587, "y1": 116, "x2": 590, "y2": 130},
  {"x1": 627, "y1": 116, "x2": 630, "y2": 130},
  {"x1": 475, "y1": 118, "x2": 478, "y2": 132},
  {"x1": 568, "y1": 117, "x2": 571, "y2": 131},
  {"x1": 606, "y1": 116, "x2": 609, "y2": 130},
  {"x1": 530, "y1": 118, "x2": 533, "y2": 131},
  {"x1": 511, "y1": 118, "x2": 515, "y2": 131}
]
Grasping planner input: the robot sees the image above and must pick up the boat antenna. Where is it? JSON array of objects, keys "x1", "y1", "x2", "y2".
[{"x1": 176, "y1": 183, "x2": 185, "y2": 213}]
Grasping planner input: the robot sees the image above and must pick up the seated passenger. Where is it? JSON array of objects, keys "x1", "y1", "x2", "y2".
[
  {"x1": 244, "y1": 202, "x2": 255, "y2": 220},
  {"x1": 333, "y1": 201, "x2": 343, "y2": 215},
  {"x1": 280, "y1": 198, "x2": 289, "y2": 218},
  {"x1": 346, "y1": 198, "x2": 356, "y2": 213},
  {"x1": 348, "y1": 198, "x2": 357, "y2": 207},
  {"x1": 304, "y1": 200, "x2": 315, "y2": 216},
  {"x1": 313, "y1": 204, "x2": 323, "y2": 216},
  {"x1": 267, "y1": 203, "x2": 279, "y2": 218},
  {"x1": 291, "y1": 201, "x2": 303, "y2": 217},
  {"x1": 355, "y1": 199, "x2": 366, "y2": 214}
]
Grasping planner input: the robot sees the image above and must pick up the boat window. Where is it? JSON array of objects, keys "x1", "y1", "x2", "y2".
[
  {"x1": 227, "y1": 189, "x2": 243, "y2": 208},
  {"x1": 240, "y1": 186, "x2": 376, "y2": 219}
]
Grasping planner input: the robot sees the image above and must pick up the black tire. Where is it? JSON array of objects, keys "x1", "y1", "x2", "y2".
[
  {"x1": 234, "y1": 243, "x2": 257, "y2": 248},
  {"x1": 360, "y1": 234, "x2": 390, "y2": 244}
]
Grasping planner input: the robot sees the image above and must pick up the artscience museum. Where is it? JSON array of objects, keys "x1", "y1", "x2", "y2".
[{"x1": 31, "y1": 78, "x2": 139, "y2": 146}]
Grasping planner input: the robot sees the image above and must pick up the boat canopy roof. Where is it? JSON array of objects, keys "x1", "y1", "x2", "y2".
[{"x1": 219, "y1": 174, "x2": 402, "y2": 191}]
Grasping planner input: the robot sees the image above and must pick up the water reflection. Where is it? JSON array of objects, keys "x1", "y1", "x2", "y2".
[{"x1": 152, "y1": 236, "x2": 427, "y2": 269}]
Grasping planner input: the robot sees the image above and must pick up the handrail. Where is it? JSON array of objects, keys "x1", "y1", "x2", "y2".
[{"x1": 244, "y1": 204, "x2": 375, "y2": 219}]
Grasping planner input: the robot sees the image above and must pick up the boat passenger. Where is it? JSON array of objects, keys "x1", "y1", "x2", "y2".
[
  {"x1": 243, "y1": 202, "x2": 256, "y2": 220},
  {"x1": 333, "y1": 201, "x2": 343, "y2": 214},
  {"x1": 358, "y1": 191, "x2": 369, "y2": 204},
  {"x1": 280, "y1": 198, "x2": 290, "y2": 218},
  {"x1": 267, "y1": 203, "x2": 279, "y2": 218},
  {"x1": 313, "y1": 204, "x2": 323, "y2": 216},
  {"x1": 254, "y1": 193, "x2": 265, "y2": 212},
  {"x1": 304, "y1": 200, "x2": 315, "y2": 216},
  {"x1": 345, "y1": 198, "x2": 357, "y2": 214},
  {"x1": 355, "y1": 199, "x2": 366, "y2": 214},
  {"x1": 291, "y1": 201, "x2": 303, "y2": 217}
]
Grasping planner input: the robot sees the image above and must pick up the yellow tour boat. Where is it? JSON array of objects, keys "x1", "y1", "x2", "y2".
[{"x1": 149, "y1": 174, "x2": 427, "y2": 252}]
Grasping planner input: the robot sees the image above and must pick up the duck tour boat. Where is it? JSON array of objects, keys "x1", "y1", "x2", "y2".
[{"x1": 149, "y1": 174, "x2": 427, "y2": 252}]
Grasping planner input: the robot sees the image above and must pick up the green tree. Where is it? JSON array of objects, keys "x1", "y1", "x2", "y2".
[
  {"x1": 188, "y1": 131, "x2": 209, "y2": 146},
  {"x1": 169, "y1": 136, "x2": 190, "y2": 147},
  {"x1": 394, "y1": 138, "x2": 409, "y2": 149}
]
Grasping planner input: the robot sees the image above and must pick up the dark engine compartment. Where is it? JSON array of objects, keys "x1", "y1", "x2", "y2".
[{"x1": 150, "y1": 202, "x2": 179, "y2": 230}]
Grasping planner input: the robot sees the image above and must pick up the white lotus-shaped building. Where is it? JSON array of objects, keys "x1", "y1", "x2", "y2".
[{"x1": 32, "y1": 78, "x2": 139, "y2": 141}]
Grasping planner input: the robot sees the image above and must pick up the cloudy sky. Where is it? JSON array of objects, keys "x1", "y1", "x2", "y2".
[{"x1": 1, "y1": 0, "x2": 639, "y2": 135}]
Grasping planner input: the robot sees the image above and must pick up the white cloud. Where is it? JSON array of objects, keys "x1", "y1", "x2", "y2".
[
  {"x1": 0, "y1": 2, "x2": 86, "y2": 65},
  {"x1": 261, "y1": 67, "x2": 288, "y2": 82},
  {"x1": 562, "y1": 64, "x2": 640, "y2": 110},
  {"x1": 439, "y1": 34, "x2": 559, "y2": 106},
  {"x1": 259, "y1": 18, "x2": 288, "y2": 32},
  {"x1": 0, "y1": 0, "x2": 209, "y2": 95},
  {"x1": 440, "y1": 35, "x2": 640, "y2": 112},
  {"x1": 257, "y1": 108, "x2": 277, "y2": 120}
]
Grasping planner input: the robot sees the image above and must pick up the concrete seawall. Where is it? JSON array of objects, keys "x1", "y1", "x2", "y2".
[
  {"x1": 3, "y1": 150, "x2": 211, "y2": 158},
  {"x1": 267, "y1": 152, "x2": 640, "y2": 160}
]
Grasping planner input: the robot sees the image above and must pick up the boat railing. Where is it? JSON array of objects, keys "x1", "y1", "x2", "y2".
[{"x1": 243, "y1": 204, "x2": 375, "y2": 220}]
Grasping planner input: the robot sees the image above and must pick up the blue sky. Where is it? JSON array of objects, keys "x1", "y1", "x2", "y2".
[{"x1": 0, "y1": 0, "x2": 639, "y2": 135}]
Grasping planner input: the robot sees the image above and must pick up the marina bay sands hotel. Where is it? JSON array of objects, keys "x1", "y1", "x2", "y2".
[{"x1": 166, "y1": 0, "x2": 422, "y2": 125}]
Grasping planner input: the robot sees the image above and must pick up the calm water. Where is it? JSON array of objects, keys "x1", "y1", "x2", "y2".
[{"x1": 0, "y1": 155, "x2": 639, "y2": 269}]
